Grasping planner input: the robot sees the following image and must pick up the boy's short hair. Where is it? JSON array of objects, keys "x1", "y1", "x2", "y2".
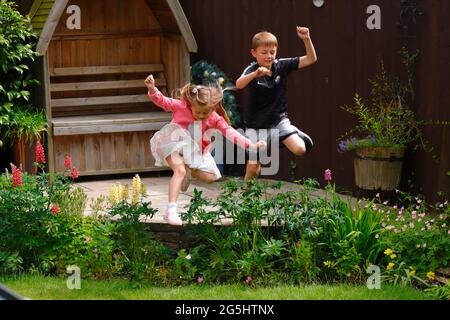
[{"x1": 252, "y1": 31, "x2": 278, "y2": 50}]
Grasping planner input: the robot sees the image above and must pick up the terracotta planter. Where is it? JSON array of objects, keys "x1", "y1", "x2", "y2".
[
  {"x1": 11, "y1": 137, "x2": 37, "y2": 174},
  {"x1": 354, "y1": 147, "x2": 406, "y2": 191}
]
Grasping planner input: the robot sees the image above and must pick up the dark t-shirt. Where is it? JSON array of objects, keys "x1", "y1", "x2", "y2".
[{"x1": 241, "y1": 57, "x2": 299, "y2": 129}]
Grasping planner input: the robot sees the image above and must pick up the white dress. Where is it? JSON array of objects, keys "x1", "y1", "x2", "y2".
[{"x1": 150, "y1": 123, "x2": 221, "y2": 179}]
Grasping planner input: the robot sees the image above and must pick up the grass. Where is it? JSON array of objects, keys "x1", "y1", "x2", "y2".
[{"x1": 0, "y1": 275, "x2": 434, "y2": 300}]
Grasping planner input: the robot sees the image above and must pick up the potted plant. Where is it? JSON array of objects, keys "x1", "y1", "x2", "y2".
[
  {"x1": 0, "y1": 1, "x2": 47, "y2": 171},
  {"x1": 338, "y1": 47, "x2": 442, "y2": 190}
]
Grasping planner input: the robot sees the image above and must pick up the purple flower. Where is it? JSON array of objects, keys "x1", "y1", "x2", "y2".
[
  {"x1": 324, "y1": 169, "x2": 332, "y2": 181},
  {"x1": 338, "y1": 137, "x2": 358, "y2": 153},
  {"x1": 196, "y1": 276, "x2": 204, "y2": 283},
  {"x1": 242, "y1": 276, "x2": 252, "y2": 285}
]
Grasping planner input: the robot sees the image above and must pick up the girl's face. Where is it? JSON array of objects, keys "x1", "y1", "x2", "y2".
[
  {"x1": 251, "y1": 44, "x2": 277, "y2": 69},
  {"x1": 191, "y1": 104, "x2": 214, "y2": 121}
]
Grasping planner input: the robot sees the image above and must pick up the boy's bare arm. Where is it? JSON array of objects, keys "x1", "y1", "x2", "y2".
[
  {"x1": 297, "y1": 26, "x2": 317, "y2": 69},
  {"x1": 236, "y1": 67, "x2": 272, "y2": 89}
]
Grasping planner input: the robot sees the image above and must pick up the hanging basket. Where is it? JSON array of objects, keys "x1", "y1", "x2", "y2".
[{"x1": 354, "y1": 147, "x2": 406, "y2": 191}]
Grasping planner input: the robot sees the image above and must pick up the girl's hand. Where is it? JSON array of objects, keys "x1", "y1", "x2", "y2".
[
  {"x1": 144, "y1": 74, "x2": 156, "y2": 93},
  {"x1": 255, "y1": 67, "x2": 272, "y2": 78},
  {"x1": 256, "y1": 140, "x2": 267, "y2": 149},
  {"x1": 297, "y1": 26, "x2": 310, "y2": 40}
]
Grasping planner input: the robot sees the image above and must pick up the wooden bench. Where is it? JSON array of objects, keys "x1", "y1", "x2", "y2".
[{"x1": 49, "y1": 64, "x2": 171, "y2": 175}]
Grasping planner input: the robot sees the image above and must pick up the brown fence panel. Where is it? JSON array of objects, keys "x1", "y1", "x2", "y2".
[{"x1": 180, "y1": 0, "x2": 449, "y2": 201}]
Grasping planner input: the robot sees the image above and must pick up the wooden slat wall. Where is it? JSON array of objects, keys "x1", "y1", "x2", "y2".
[
  {"x1": 180, "y1": 0, "x2": 450, "y2": 201},
  {"x1": 53, "y1": 131, "x2": 158, "y2": 175},
  {"x1": 162, "y1": 35, "x2": 190, "y2": 94},
  {"x1": 48, "y1": 0, "x2": 162, "y2": 68}
]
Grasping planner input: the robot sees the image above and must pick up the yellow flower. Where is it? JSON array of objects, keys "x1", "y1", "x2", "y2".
[
  {"x1": 408, "y1": 270, "x2": 416, "y2": 276},
  {"x1": 426, "y1": 271, "x2": 435, "y2": 280},
  {"x1": 386, "y1": 262, "x2": 395, "y2": 271},
  {"x1": 131, "y1": 174, "x2": 141, "y2": 205},
  {"x1": 140, "y1": 182, "x2": 147, "y2": 197},
  {"x1": 323, "y1": 261, "x2": 332, "y2": 268},
  {"x1": 390, "y1": 254, "x2": 396, "y2": 259},
  {"x1": 121, "y1": 184, "x2": 129, "y2": 202},
  {"x1": 384, "y1": 248, "x2": 393, "y2": 256},
  {"x1": 108, "y1": 183, "x2": 121, "y2": 206}
]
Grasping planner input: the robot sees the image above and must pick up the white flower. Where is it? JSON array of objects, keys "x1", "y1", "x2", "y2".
[
  {"x1": 211, "y1": 72, "x2": 217, "y2": 77},
  {"x1": 375, "y1": 234, "x2": 379, "y2": 239},
  {"x1": 203, "y1": 71, "x2": 209, "y2": 77},
  {"x1": 218, "y1": 77, "x2": 225, "y2": 85},
  {"x1": 422, "y1": 243, "x2": 427, "y2": 248},
  {"x1": 186, "y1": 254, "x2": 192, "y2": 260}
]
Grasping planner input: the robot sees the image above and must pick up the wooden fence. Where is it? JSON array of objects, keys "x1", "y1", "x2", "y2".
[{"x1": 180, "y1": 0, "x2": 449, "y2": 201}]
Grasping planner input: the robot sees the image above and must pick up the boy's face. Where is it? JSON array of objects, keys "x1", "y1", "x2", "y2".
[{"x1": 251, "y1": 44, "x2": 277, "y2": 69}]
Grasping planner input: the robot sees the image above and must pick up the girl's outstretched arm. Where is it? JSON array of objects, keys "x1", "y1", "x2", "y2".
[{"x1": 145, "y1": 74, "x2": 185, "y2": 112}]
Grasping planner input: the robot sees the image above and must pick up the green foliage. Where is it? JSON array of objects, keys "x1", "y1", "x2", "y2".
[
  {"x1": 338, "y1": 48, "x2": 448, "y2": 156},
  {"x1": 0, "y1": 0, "x2": 46, "y2": 146},
  {"x1": 377, "y1": 191, "x2": 449, "y2": 277},
  {"x1": 182, "y1": 179, "x2": 384, "y2": 284},
  {"x1": 0, "y1": 165, "x2": 86, "y2": 274},
  {"x1": 425, "y1": 283, "x2": 450, "y2": 300},
  {"x1": 191, "y1": 60, "x2": 241, "y2": 127}
]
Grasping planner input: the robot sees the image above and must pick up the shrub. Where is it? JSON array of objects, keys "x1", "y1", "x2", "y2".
[{"x1": 0, "y1": 0, "x2": 46, "y2": 147}]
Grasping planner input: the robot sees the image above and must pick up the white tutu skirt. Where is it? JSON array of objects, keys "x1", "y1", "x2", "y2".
[{"x1": 150, "y1": 123, "x2": 221, "y2": 179}]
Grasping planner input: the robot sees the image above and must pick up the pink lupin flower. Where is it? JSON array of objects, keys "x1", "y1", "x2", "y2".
[
  {"x1": 324, "y1": 169, "x2": 332, "y2": 181},
  {"x1": 70, "y1": 166, "x2": 79, "y2": 179},
  {"x1": 35, "y1": 140, "x2": 46, "y2": 164},
  {"x1": 51, "y1": 204, "x2": 60, "y2": 215},
  {"x1": 242, "y1": 276, "x2": 252, "y2": 285},
  {"x1": 64, "y1": 155, "x2": 72, "y2": 170},
  {"x1": 10, "y1": 163, "x2": 23, "y2": 187}
]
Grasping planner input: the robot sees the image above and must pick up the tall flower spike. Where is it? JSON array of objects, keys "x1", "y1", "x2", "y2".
[
  {"x1": 131, "y1": 174, "x2": 141, "y2": 205},
  {"x1": 64, "y1": 155, "x2": 72, "y2": 170},
  {"x1": 70, "y1": 166, "x2": 79, "y2": 179},
  {"x1": 108, "y1": 184, "x2": 121, "y2": 206},
  {"x1": 35, "y1": 140, "x2": 46, "y2": 164},
  {"x1": 324, "y1": 169, "x2": 332, "y2": 182},
  {"x1": 10, "y1": 163, "x2": 23, "y2": 187}
]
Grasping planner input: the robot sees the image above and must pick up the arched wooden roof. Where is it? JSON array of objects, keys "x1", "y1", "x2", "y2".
[{"x1": 28, "y1": 0, "x2": 197, "y2": 56}]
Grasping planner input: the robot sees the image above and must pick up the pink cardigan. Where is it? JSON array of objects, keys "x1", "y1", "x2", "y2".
[{"x1": 148, "y1": 89, "x2": 251, "y2": 152}]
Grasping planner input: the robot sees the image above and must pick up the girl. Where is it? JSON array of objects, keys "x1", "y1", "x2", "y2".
[{"x1": 145, "y1": 74, "x2": 265, "y2": 226}]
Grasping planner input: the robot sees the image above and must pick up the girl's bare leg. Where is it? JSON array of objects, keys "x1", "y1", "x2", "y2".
[
  {"x1": 166, "y1": 152, "x2": 187, "y2": 203},
  {"x1": 244, "y1": 161, "x2": 261, "y2": 181}
]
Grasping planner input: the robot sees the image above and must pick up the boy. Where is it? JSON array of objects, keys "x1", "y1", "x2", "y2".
[{"x1": 236, "y1": 26, "x2": 317, "y2": 181}]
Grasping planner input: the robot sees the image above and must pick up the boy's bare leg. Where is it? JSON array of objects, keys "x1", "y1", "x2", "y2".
[
  {"x1": 191, "y1": 169, "x2": 217, "y2": 184},
  {"x1": 244, "y1": 160, "x2": 261, "y2": 181},
  {"x1": 166, "y1": 152, "x2": 186, "y2": 203},
  {"x1": 282, "y1": 134, "x2": 306, "y2": 156}
]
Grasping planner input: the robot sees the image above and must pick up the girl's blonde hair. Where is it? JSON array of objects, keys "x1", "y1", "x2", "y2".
[{"x1": 175, "y1": 83, "x2": 231, "y2": 125}]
